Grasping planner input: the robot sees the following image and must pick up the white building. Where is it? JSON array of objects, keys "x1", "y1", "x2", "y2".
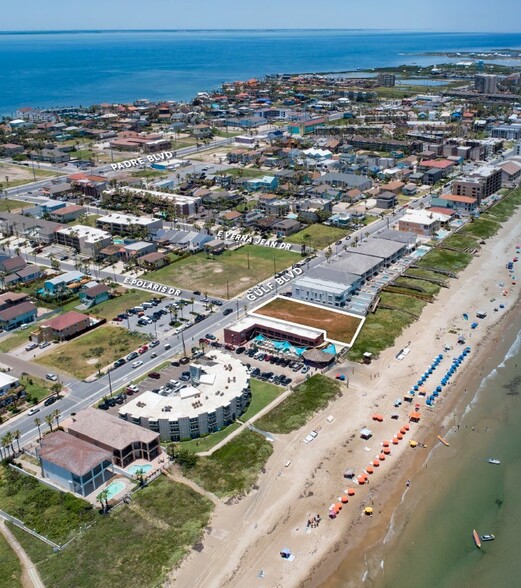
[
  {"x1": 0, "y1": 372, "x2": 20, "y2": 397},
  {"x1": 54, "y1": 225, "x2": 112, "y2": 257},
  {"x1": 107, "y1": 188, "x2": 201, "y2": 218},
  {"x1": 119, "y1": 351, "x2": 250, "y2": 441},
  {"x1": 96, "y1": 213, "x2": 163, "y2": 237}
]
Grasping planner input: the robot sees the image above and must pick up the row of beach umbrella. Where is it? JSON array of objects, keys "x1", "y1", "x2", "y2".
[{"x1": 426, "y1": 347, "x2": 471, "y2": 406}]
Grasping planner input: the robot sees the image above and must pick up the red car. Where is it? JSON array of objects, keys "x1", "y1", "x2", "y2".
[
  {"x1": 138, "y1": 345, "x2": 149, "y2": 355},
  {"x1": 148, "y1": 372, "x2": 161, "y2": 379},
  {"x1": 112, "y1": 317, "x2": 123, "y2": 322}
]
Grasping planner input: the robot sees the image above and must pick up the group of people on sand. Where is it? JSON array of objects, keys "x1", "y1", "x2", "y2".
[{"x1": 307, "y1": 514, "x2": 321, "y2": 529}]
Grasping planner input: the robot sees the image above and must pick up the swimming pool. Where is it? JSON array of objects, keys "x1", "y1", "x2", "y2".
[
  {"x1": 127, "y1": 464, "x2": 153, "y2": 476},
  {"x1": 105, "y1": 480, "x2": 125, "y2": 500}
]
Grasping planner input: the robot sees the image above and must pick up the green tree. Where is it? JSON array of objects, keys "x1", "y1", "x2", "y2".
[
  {"x1": 34, "y1": 417, "x2": 42, "y2": 441},
  {"x1": 13, "y1": 430, "x2": 21, "y2": 453},
  {"x1": 45, "y1": 414, "x2": 54, "y2": 432},
  {"x1": 176, "y1": 448, "x2": 198, "y2": 469}
]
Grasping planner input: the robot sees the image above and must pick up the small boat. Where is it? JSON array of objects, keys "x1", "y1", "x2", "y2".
[
  {"x1": 487, "y1": 458, "x2": 501, "y2": 465},
  {"x1": 473, "y1": 529, "x2": 481, "y2": 549},
  {"x1": 481, "y1": 534, "x2": 495, "y2": 542},
  {"x1": 437, "y1": 435, "x2": 450, "y2": 447}
]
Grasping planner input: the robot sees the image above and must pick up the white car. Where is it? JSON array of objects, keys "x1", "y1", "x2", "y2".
[
  {"x1": 25, "y1": 342, "x2": 38, "y2": 351},
  {"x1": 132, "y1": 360, "x2": 143, "y2": 368},
  {"x1": 28, "y1": 407, "x2": 40, "y2": 416}
]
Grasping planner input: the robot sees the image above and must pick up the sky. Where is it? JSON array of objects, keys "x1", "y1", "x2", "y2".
[{"x1": 2, "y1": 0, "x2": 520, "y2": 32}]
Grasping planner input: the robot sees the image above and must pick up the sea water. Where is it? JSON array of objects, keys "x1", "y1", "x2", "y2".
[
  {"x1": 2, "y1": 30, "x2": 521, "y2": 114},
  {"x1": 322, "y1": 313, "x2": 521, "y2": 588}
]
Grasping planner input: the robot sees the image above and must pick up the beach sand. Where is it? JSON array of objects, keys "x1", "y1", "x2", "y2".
[{"x1": 167, "y1": 212, "x2": 521, "y2": 588}]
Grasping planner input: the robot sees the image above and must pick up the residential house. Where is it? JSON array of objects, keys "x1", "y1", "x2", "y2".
[
  {"x1": 376, "y1": 192, "x2": 397, "y2": 209},
  {"x1": 219, "y1": 210, "x2": 243, "y2": 226},
  {"x1": 398, "y1": 209, "x2": 450, "y2": 236},
  {"x1": 431, "y1": 194, "x2": 478, "y2": 213},
  {"x1": 67, "y1": 408, "x2": 161, "y2": 468},
  {"x1": 1, "y1": 265, "x2": 42, "y2": 289},
  {"x1": 499, "y1": 159, "x2": 521, "y2": 185},
  {"x1": 0, "y1": 300, "x2": 37, "y2": 331},
  {"x1": 0, "y1": 213, "x2": 62, "y2": 244},
  {"x1": 272, "y1": 219, "x2": 301, "y2": 236},
  {"x1": 120, "y1": 241, "x2": 157, "y2": 262},
  {"x1": 0, "y1": 255, "x2": 26, "y2": 275},
  {"x1": 320, "y1": 172, "x2": 372, "y2": 191},
  {"x1": 38, "y1": 431, "x2": 114, "y2": 497},
  {"x1": 0, "y1": 143, "x2": 24, "y2": 156},
  {"x1": 0, "y1": 372, "x2": 22, "y2": 411},
  {"x1": 39, "y1": 311, "x2": 92, "y2": 342},
  {"x1": 49, "y1": 205, "x2": 85, "y2": 223},
  {"x1": 29, "y1": 149, "x2": 70, "y2": 164},
  {"x1": 246, "y1": 175, "x2": 279, "y2": 191},
  {"x1": 42, "y1": 271, "x2": 86, "y2": 296},
  {"x1": 79, "y1": 284, "x2": 110, "y2": 308},
  {"x1": 138, "y1": 252, "x2": 168, "y2": 269}
]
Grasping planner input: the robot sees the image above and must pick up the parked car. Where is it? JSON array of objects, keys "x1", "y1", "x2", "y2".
[
  {"x1": 112, "y1": 317, "x2": 123, "y2": 322},
  {"x1": 25, "y1": 342, "x2": 38, "y2": 351},
  {"x1": 193, "y1": 290, "x2": 201, "y2": 296},
  {"x1": 126, "y1": 351, "x2": 139, "y2": 361},
  {"x1": 301, "y1": 366, "x2": 310, "y2": 374},
  {"x1": 114, "y1": 358, "x2": 126, "y2": 368},
  {"x1": 235, "y1": 346, "x2": 246, "y2": 354},
  {"x1": 39, "y1": 341, "x2": 51, "y2": 349},
  {"x1": 148, "y1": 372, "x2": 161, "y2": 379},
  {"x1": 138, "y1": 345, "x2": 149, "y2": 354},
  {"x1": 44, "y1": 396, "x2": 57, "y2": 407},
  {"x1": 126, "y1": 384, "x2": 139, "y2": 394},
  {"x1": 150, "y1": 340, "x2": 160, "y2": 347},
  {"x1": 45, "y1": 373, "x2": 58, "y2": 381}
]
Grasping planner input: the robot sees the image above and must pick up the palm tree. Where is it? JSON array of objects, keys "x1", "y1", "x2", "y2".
[
  {"x1": 45, "y1": 414, "x2": 54, "y2": 432},
  {"x1": 13, "y1": 430, "x2": 21, "y2": 454},
  {"x1": 2, "y1": 432, "x2": 13, "y2": 458},
  {"x1": 34, "y1": 417, "x2": 42, "y2": 441},
  {"x1": 96, "y1": 489, "x2": 109, "y2": 513},
  {"x1": 52, "y1": 409, "x2": 61, "y2": 428},
  {"x1": 134, "y1": 467, "x2": 145, "y2": 487},
  {"x1": 50, "y1": 382, "x2": 62, "y2": 399}
]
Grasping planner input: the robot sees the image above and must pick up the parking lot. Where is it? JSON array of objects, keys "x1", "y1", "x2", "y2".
[{"x1": 98, "y1": 340, "x2": 308, "y2": 415}]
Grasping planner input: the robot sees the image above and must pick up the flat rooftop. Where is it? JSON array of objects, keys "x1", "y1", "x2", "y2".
[
  {"x1": 230, "y1": 314, "x2": 323, "y2": 340},
  {"x1": 352, "y1": 237, "x2": 406, "y2": 260},
  {"x1": 121, "y1": 187, "x2": 201, "y2": 205},
  {"x1": 331, "y1": 252, "x2": 382, "y2": 276},
  {"x1": 119, "y1": 350, "x2": 249, "y2": 421},
  {"x1": 97, "y1": 213, "x2": 159, "y2": 227},
  {"x1": 55, "y1": 224, "x2": 111, "y2": 242}
]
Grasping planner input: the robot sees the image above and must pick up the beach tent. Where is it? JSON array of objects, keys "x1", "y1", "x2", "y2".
[
  {"x1": 280, "y1": 548, "x2": 292, "y2": 559},
  {"x1": 463, "y1": 313, "x2": 469, "y2": 320},
  {"x1": 343, "y1": 468, "x2": 355, "y2": 479},
  {"x1": 360, "y1": 428, "x2": 373, "y2": 440},
  {"x1": 364, "y1": 507, "x2": 373, "y2": 516}
]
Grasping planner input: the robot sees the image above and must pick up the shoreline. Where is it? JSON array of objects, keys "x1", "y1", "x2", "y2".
[
  {"x1": 314, "y1": 285, "x2": 521, "y2": 588},
  {"x1": 169, "y1": 208, "x2": 521, "y2": 588}
]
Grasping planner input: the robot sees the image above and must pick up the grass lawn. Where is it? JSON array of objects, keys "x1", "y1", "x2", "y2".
[
  {"x1": 379, "y1": 291, "x2": 428, "y2": 316},
  {"x1": 178, "y1": 422, "x2": 241, "y2": 454},
  {"x1": 255, "y1": 374, "x2": 341, "y2": 434},
  {"x1": 36, "y1": 326, "x2": 147, "y2": 379},
  {"x1": 131, "y1": 170, "x2": 167, "y2": 179},
  {"x1": 241, "y1": 379, "x2": 283, "y2": 422},
  {"x1": 0, "y1": 199, "x2": 29, "y2": 212},
  {"x1": 461, "y1": 218, "x2": 500, "y2": 240},
  {"x1": 0, "y1": 321, "x2": 43, "y2": 352},
  {"x1": 286, "y1": 224, "x2": 348, "y2": 250},
  {"x1": 442, "y1": 233, "x2": 480, "y2": 251},
  {"x1": 0, "y1": 466, "x2": 96, "y2": 544},
  {"x1": 79, "y1": 214, "x2": 101, "y2": 228},
  {"x1": 405, "y1": 267, "x2": 448, "y2": 285},
  {"x1": 348, "y1": 308, "x2": 417, "y2": 361},
  {"x1": 14, "y1": 477, "x2": 213, "y2": 588},
  {"x1": 90, "y1": 290, "x2": 157, "y2": 320},
  {"x1": 255, "y1": 297, "x2": 362, "y2": 344},
  {"x1": 183, "y1": 429, "x2": 273, "y2": 497},
  {"x1": 0, "y1": 531, "x2": 22, "y2": 588},
  {"x1": 146, "y1": 245, "x2": 300, "y2": 298},
  {"x1": 223, "y1": 167, "x2": 267, "y2": 178},
  {"x1": 484, "y1": 187, "x2": 521, "y2": 222},
  {"x1": 391, "y1": 277, "x2": 441, "y2": 297},
  {"x1": 20, "y1": 375, "x2": 52, "y2": 402},
  {"x1": 418, "y1": 248, "x2": 473, "y2": 273}
]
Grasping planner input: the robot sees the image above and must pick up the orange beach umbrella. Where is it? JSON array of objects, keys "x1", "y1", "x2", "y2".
[
  {"x1": 379, "y1": 453, "x2": 386, "y2": 460},
  {"x1": 347, "y1": 488, "x2": 356, "y2": 496}
]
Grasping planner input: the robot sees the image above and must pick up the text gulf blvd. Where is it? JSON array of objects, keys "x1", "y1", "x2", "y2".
[
  {"x1": 246, "y1": 267, "x2": 303, "y2": 301},
  {"x1": 123, "y1": 276, "x2": 181, "y2": 295},
  {"x1": 216, "y1": 230, "x2": 293, "y2": 250},
  {"x1": 111, "y1": 151, "x2": 175, "y2": 171}
]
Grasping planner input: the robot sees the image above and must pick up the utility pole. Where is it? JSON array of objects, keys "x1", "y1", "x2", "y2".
[
  {"x1": 247, "y1": 251, "x2": 250, "y2": 270},
  {"x1": 226, "y1": 279, "x2": 230, "y2": 300},
  {"x1": 107, "y1": 368, "x2": 113, "y2": 397},
  {"x1": 181, "y1": 331, "x2": 187, "y2": 356}
]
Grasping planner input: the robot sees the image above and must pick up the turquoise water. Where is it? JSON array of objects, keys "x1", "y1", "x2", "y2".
[
  {"x1": 105, "y1": 480, "x2": 125, "y2": 499},
  {"x1": 2, "y1": 30, "x2": 521, "y2": 113},
  {"x1": 127, "y1": 464, "x2": 153, "y2": 475}
]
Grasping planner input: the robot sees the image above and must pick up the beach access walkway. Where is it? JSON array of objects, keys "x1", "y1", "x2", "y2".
[{"x1": 0, "y1": 519, "x2": 45, "y2": 588}]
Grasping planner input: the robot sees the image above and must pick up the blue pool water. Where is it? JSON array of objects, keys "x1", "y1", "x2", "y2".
[
  {"x1": 105, "y1": 480, "x2": 125, "y2": 500},
  {"x1": 127, "y1": 464, "x2": 153, "y2": 475}
]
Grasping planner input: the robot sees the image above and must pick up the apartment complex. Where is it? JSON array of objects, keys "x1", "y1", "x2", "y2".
[{"x1": 451, "y1": 167, "x2": 502, "y2": 202}]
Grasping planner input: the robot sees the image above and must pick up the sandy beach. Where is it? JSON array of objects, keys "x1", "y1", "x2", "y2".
[{"x1": 167, "y1": 211, "x2": 521, "y2": 588}]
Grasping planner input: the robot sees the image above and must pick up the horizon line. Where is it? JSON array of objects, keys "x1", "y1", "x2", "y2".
[{"x1": 0, "y1": 28, "x2": 516, "y2": 34}]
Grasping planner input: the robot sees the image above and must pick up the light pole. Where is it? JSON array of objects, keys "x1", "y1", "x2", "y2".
[{"x1": 107, "y1": 368, "x2": 113, "y2": 397}]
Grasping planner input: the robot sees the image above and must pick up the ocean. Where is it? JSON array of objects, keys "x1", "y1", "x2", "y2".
[
  {"x1": 2, "y1": 29, "x2": 521, "y2": 115},
  {"x1": 320, "y1": 306, "x2": 521, "y2": 588}
]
